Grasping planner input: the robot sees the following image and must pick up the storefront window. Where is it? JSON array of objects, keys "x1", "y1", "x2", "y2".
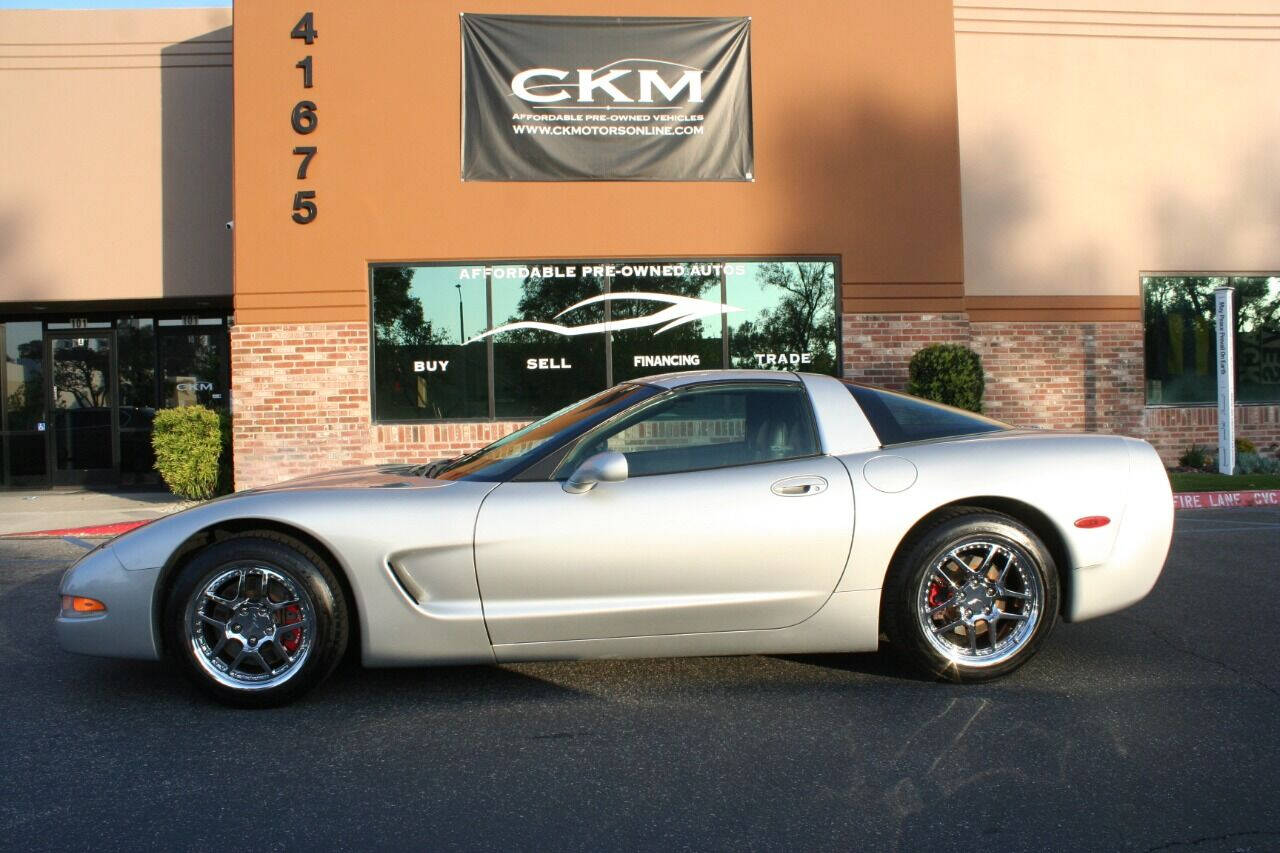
[
  {"x1": 117, "y1": 318, "x2": 157, "y2": 475},
  {"x1": 159, "y1": 327, "x2": 226, "y2": 410},
  {"x1": 727, "y1": 261, "x2": 838, "y2": 374},
  {"x1": 4, "y1": 322, "x2": 44, "y2": 432},
  {"x1": 0, "y1": 312, "x2": 228, "y2": 487},
  {"x1": 118, "y1": 318, "x2": 156, "y2": 411},
  {"x1": 372, "y1": 265, "x2": 489, "y2": 420},
  {"x1": 3, "y1": 321, "x2": 47, "y2": 481},
  {"x1": 1143, "y1": 275, "x2": 1280, "y2": 405},
  {"x1": 370, "y1": 258, "x2": 839, "y2": 422},
  {"x1": 486, "y1": 265, "x2": 603, "y2": 419},
  {"x1": 609, "y1": 264, "x2": 724, "y2": 384}
]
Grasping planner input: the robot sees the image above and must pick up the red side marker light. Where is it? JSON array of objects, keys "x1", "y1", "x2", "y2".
[{"x1": 1074, "y1": 516, "x2": 1110, "y2": 529}]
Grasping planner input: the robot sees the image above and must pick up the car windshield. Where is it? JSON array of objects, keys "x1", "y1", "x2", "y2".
[{"x1": 433, "y1": 384, "x2": 658, "y2": 481}]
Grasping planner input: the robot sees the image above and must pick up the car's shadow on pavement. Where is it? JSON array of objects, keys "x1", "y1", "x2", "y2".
[
  {"x1": 770, "y1": 650, "x2": 933, "y2": 682},
  {"x1": 62, "y1": 647, "x2": 935, "y2": 712},
  {"x1": 53, "y1": 657, "x2": 586, "y2": 717},
  {"x1": 311, "y1": 649, "x2": 938, "y2": 712},
  {"x1": 321, "y1": 659, "x2": 592, "y2": 707}
]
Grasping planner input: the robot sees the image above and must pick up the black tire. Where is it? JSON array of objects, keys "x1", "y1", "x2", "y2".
[
  {"x1": 164, "y1": 532, "x2": 349, "y2": 708},
  {"x1": 882, "y1": 509, "x2": 1058, "y2": 683}
]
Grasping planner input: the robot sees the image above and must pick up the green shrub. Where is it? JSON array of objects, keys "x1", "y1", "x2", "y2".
[
  {"x1": 1179, "y1": 445, "x2": 1212, "y2": 470},
  {"x1": 907, "y1": 344, "x2": 985, "y2": 413},
  {"x1": 1236, "y1": 452, "x2": 1280, "y2": 475},
  {"x1": 1236, "y1": 437, "x2": 1257, "y2": 455},
  {"x1": 152, "y1": 405, "x2": 230, "y2": 500}
]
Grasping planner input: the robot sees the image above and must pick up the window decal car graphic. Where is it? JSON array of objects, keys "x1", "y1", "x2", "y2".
[{"x1": 465, "y1": 292, "x2": 742, "y2": 343}]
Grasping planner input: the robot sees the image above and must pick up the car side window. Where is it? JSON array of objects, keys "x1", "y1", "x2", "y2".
[
  {"x1": 844, "y1": 383, "x2": 1008, "y2": 445},
  {"x1": 558, "y1": 383, "x2": 820, "y2": 478}
]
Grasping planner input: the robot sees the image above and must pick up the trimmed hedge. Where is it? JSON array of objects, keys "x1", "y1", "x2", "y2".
[
  {"x1": 152, "y1": 405, "x2": 231, "y2": 500},
  {"x1": 907, "y1": 344, "x2": 985, "y2": 413}
]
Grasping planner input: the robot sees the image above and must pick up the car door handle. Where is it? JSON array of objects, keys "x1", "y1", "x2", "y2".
[{"x1": 771, "y1": 476, "x2": 828, "y2": 497}]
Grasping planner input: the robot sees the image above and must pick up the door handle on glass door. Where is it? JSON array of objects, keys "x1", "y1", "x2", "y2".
[{"x1": 771, "y1": 476, "x2": 828, "y2": 497}]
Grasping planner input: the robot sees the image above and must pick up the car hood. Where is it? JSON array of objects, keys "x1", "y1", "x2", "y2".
[
  {"x1": 240, "y1": 463, "x2": 453, "y2": 494},
  {"x1": 105, "y1": 462, "x2": 487, "y2": 573}
]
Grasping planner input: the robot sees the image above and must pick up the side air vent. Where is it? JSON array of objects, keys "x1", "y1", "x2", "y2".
[{"x1": 386, "y1": 559, "x2": 426, "y2": 605}]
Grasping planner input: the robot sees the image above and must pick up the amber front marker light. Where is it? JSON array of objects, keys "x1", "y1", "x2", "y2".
[{"x1": 61, "y1": 595, "x2": 106, "y2": 614}]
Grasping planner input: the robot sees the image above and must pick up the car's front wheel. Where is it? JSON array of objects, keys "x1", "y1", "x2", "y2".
[
  {"x1": 883, "y1": 510, "x2": 1058, "y2": 682},
  {"x1": 165, "y1": 532, "x2": 349, "y2": 707}
]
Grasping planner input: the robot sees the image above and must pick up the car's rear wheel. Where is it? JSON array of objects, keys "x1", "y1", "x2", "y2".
[
  {"x1": 165, "y1": 532, "x2": 348, "y2": 707},
  {"x1": 883, "y1": 510, "x2": 1058, "y2": 682}
]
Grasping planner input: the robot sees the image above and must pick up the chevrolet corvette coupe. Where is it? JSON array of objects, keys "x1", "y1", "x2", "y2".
[{"x1": 57, "y1": 370, "x2": 1173, "y2": 706}]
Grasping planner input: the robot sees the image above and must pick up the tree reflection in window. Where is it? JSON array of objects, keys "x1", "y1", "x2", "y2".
[
  {"x1": 372, "y1": 266, "x2": 451, "y2": 420},
  {"x1": 610, "y1": 267, "x2": 723, "y2": 383},
  {"x1": 117, "y1": 319, "x2": 156, "y2": 411},
  {"x1": 728, "y1": 261, "x2": 837, "y2": 374},
  {"x1": 491, "y1": 266, "x2": 606, "y2": 419},
  {"x1": 5, "y1": 329, "x2": 44, "y2": 431},
  {"x1": 1143, "y1": 275, "x2": 1280, "y2": 405},
  {"x1": 53, "y1": 340, "x2": 110, "y2": 410}
]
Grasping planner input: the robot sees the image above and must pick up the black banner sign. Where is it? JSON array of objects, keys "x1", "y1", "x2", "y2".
[{"x1": 461, "y1": 14, "x2": 753, "y2": 182}]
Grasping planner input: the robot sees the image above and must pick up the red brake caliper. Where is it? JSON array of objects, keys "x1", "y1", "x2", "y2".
[
  {"x1": 927, "y1": 579, "x2": 946, "y2": 610},
  {"x1": 280, "y1": 605, "x2": 302, "y2": 653}
]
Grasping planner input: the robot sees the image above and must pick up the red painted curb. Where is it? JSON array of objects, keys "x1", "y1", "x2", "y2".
[
  {"x1": 1, "y1": 520, "x2": 149, "y2": 538},
  {"x1": 1173, "y1": 490, "x2": 1280, "y2": 510}
]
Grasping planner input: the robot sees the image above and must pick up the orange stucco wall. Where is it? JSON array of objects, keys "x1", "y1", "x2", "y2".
[{"x1": 232, "y1": 0, "x2": 965, "y2": 325}]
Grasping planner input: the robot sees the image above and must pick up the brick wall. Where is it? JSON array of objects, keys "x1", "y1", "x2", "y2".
[
  {"x1": 230, "y1": 322, "x2": 526, "y2": 489},
  {"x1": 1141, "y1": 405, "x2": 1280, "y2": 462},
  {"x1": 841, "y1": 314, "x2": 1280, "y2": 464},
  {"x1": 842, "y1": 314, "x2": 971, "y2": 389},
  {"x1": 970, "y1": 322, "x2": 1145, "y2": 434}
]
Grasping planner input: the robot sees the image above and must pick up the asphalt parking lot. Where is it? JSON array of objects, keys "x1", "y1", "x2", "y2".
[{"x1": 1, "y1": 508, "x2": 1277, "y2": 852}]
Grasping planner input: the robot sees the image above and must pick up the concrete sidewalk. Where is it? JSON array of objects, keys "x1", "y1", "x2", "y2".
[{"x1": 0, "y1": 489, "x2": 193, "y2": 536}]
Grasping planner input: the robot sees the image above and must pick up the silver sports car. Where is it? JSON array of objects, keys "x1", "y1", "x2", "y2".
[{"x1": 57, "y1": 370, "x2": 1173, "y2": 706}]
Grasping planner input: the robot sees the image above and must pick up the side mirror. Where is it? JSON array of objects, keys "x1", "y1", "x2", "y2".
[{"x1": 563, "y1": 450, "x2": 628, "y2": 494}]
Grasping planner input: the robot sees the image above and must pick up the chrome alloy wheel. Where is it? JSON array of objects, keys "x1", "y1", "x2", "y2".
[
  {"x1": 915, "y1": 539, "x2": 1043, "y2": 668},
  {"x1": 185, "y1": 565, "x2": 316, "y2": 690}
]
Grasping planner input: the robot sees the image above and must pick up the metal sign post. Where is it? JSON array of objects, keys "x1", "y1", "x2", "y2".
[{"x1": 1214, "y1": 286, "x2": 1236, "y2": 475}]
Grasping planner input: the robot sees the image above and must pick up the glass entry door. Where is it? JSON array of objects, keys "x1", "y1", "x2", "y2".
[{"x1": 47, "y1": 332, "x2": 118, "y2": 484}]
